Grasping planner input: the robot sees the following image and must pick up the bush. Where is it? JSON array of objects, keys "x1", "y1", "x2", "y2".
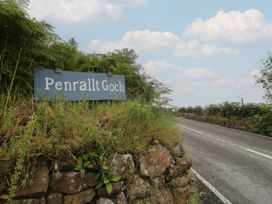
[{"x1": 177, "y1": 102, "x2": 272, "y2": 136}]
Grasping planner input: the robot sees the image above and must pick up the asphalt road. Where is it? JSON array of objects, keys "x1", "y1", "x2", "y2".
[{"x1": 175, "y1": 117, "x2": 272, "y2": 204}]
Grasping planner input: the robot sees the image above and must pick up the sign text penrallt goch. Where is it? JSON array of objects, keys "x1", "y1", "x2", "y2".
[{"x1": 34, "y1": 68, "x2": 126, "y2": 101}]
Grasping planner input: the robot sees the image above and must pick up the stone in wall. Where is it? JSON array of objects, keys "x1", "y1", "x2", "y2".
[
  {"x1": 50, "y1": 171, "x2": 97, "y2": 194},
  {"x1": 7, "y1": 140, "x2": 198, "y2": 204},
  {"x1": 139, "y1": 145, "x2": 171, "y2": 177},
  {"x1": 114, "y1": 192, "x2": 127, "y2": 204},
  {"x1": 13, "y1": 197, "x2": 46, "y2": 204},
  {"x1": 169, "y1": 176, "x2": 190, "y2": 188},
  {"x1": 171, "y1": 183, "x2": 198, "y2": 204},
  {"x1": 15, "y1": 164, "x2": 49, "y2": 198},
  {"x1": 171, "y1": 186, "x2": 189, "y2": 204},
  {"x1": 150, "y1": 176, "x2": 165, "y2": 188},
  {"x1": 46, "y1": 193, "x2": 62, "y2": 204},
  {"x1": 171, "y1": 142, "x2": 185, "y2": 158},
  {"x1": 108, "y1": 153, "x2": 135, "y2": 179},
  {"x1": 131, "y1": 197, "x2": 151, "y2": 204},
  {"x1": 127, "y1": 175, "x2": 151, "y2": 201},
  {"x1": 64, "y1": 188, "x2": 96, "y2": 204},
  {"x1": 166, "y1": 155, "x2": 192, "y2": 180},
  {"x1": 150, "y1": 186, "x2": 174, "y2": 204},
  {"x1": 98, "y1": 181, "x2": 126, "y2": 197},
  {"x1": 96, "y1": 197, "x2": 115, "y2": 204}
]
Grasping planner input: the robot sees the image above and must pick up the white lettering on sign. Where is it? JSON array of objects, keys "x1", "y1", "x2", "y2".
[
  {"x1": 44, "y1": 77, "x2": 125, "y2": 92},
  {"x1": 45, "y1": 77, "x2": 54, "y2": 90}
]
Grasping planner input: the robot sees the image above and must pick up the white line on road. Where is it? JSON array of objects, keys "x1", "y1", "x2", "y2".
[
  {"x1": 176, "y1": 123, "x2": 272, "y2": 161},
  {"x1": 179, "y1": 117, "x2": 272, "y2": 140},
  {"x1": 245, "y1": 148, "x2": 272, "y2": 160},
  {"x1": 192, "y1": 168, "x2": 232, "y2": 204}
]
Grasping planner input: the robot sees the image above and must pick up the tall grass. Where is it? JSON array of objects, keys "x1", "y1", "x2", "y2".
[
  {"x1": 0, "y1": 99, "x2": 181, "y2": 186},
  {"x1": 3, "y1": 48, "x2": 22, "y2": 118}
]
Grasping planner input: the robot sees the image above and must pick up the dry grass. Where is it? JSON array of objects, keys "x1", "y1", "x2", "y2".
[{"x1": 0, "y1": 99, "x2": 181, "y2": 184}]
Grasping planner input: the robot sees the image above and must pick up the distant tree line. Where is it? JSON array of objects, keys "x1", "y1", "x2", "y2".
[
  {"x1": 0, "y1": 0, "x2": 171, "y2": 105},
  {"x1": 176, "y1": 102, "x2": 272, "y2": 136}
]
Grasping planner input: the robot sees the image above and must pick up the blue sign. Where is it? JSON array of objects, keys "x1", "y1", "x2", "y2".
[{"x1": 34, "y1": 68, "x2": 126, "y2": 101}]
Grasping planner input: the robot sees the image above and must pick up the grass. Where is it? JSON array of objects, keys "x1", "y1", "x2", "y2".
[{"x1": 0, "y1": 98, "x2": 181, "y2": 187}]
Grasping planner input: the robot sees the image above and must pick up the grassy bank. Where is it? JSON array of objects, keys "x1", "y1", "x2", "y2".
[{"x1": 0, "y1": 99, "x2": 180, "y2": 188}]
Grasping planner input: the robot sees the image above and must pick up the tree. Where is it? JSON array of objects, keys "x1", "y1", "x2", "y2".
[
  {"x1": 0, "y1": 0, "x2": 56, "y2": 96},
  {"x1": 257, "y1": 52, "x2": 272, "y2": 103},
  {"x1": 0, "y1": 1, "x2": 172, "y2": 105}
]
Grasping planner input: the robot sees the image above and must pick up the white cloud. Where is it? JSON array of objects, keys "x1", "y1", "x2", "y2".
[
  {"x1": 90, "y1": 9, "x2": 272, "y2": 57},
  {"x1": 143, "y1": 60, "x2": 217, "y2": 82},
  {"x1": 184, "y1": 9, "x2": 272, "y2": 44},
  {"x1": 183, "y1": 68, "x2": 216, "y2": 79},
  {"x1": 143, "y1": 60, "x2": 182, "y2": 86},
  {"x1": 121, "y1": 0, "x2": 148, "y2": 6},
  {"x1": 91, "y1": 30, "x2": 179, "y2": 53},
  {"x1": 105, "y1": 4, "x2": 122, "y2": 20},
  {"x1": 175, "y1": 41, "x2": 239, "y2": 57},
  {"x1": 28, "y1": 0, "x2": 147, "y2": 23},
  {"x1": 91, "y1": 30, "x2": 238, "y2": 57},
  {"x1": 206, "y1": 77, "x2": 253, "y2": 88},
  {"x1": 142, "y1": 60, "x2": 264, "y2": 106},
  {"x1": 144, "y1": 60, "x2": 181, "y2": 73}
]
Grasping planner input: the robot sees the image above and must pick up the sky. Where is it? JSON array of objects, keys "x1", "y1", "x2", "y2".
[{"x1": 26, "y1": 0, "x2": 272, "y2": 107}]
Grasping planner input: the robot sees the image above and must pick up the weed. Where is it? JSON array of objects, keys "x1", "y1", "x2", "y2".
[
  {"x1": 73, "y1": 151, "x2": 121, "y2": 194},
  {"x1": 7, "y1": 114, "x2": 36, "y2": 203},
  {"x1": 186, "y1": 191, "x2": 205, "y2": 204}
]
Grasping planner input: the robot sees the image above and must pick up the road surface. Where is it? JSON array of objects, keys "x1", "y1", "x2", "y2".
[{"x1": 175, "y1": 117, "x2": 272, "y2": 204}]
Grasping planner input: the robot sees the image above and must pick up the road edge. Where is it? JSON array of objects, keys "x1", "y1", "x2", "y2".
[{"x1": 192, "y1": 168, "x2": 232, "y2": 204}]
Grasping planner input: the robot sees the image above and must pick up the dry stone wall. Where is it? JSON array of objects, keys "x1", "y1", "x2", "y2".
[{"x1": 4, "y1": 140, "x2": 197, "y2": 204}]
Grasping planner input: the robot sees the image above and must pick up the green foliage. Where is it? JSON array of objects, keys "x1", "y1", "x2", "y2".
[
  {"x1": 0, "y1": 1, "x2": 177, "y2": 196},
  {"x1": 0, "y1": 1, "x2": 171, "y2": 106},
  {"x1": 186, "y1": 192, "x2": 205, "y2": 204},
  {"x1": 0, "y1": 0, "x2": 56, "y2": 96},
  {"x1": 73, "y1": 151, "x2": 121, "y2": 194},
  {"x1": 73, "y1": 152, "x2": 96, "y2": 177},
  {"x1": 93, "y1": 101, "x2": 180, "y2": 151},
  {"x1": 177, "y1": 102, "x2": 272, "y2": 136},
  {"x1": 93, "y1": 154, "x2": 121, "y2": 194},
  {"x1": 257, "y1": 52, "x2": 272, "y2": 103},
  {"x1": 0, "y1": 99, "x2": 180, "y2": 188},
  {"x1": 7, "y1": 114, "x2": 36, "y2": 203}
]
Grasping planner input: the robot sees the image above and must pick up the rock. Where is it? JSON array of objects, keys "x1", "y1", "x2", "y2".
[
  {"x1": 171, "y1": 143, "x2": 185, "y2": 158},
  {"x1": 15, "y1": 165, "x2": 49, "y2": 198},
  {"x1": 13, "y1": 197, "x2": 46, "y2": 204},
  {"x1": 64, "y1": 188, "x2": 95, "y2": 204},
  {"x1": 109, "y1": 153, "x2": 135, "y2": 179},
  {"x1": 128, "y1": 175, "x2": 151, "y2": 200},
  {"x1": 58, "y1": 161, "x2": 76, "y2": 171},
  {"x1": 150, "y1": 176, "x2": 165, "y2": 188},
  {"x1": 50, "y1": 171, "x2": 97, "y2": 194},
  {"x1": 150, "y1": 186, "x2": 174, "y2": 204},
  {"x1": 139, "y1": 145, "x2": 172, "y2": 177},
  {"x1": 114, "y1": 192, "x2": 127, "y2": 204},
  {"x1": 131, "y1": 197, "x2": 151, "y2": 204},
  {"x1": 171, "y1": 186, "x2": 189, "y2": 203},
  {"x1": 166, "y1": 155, "x2": 192, "y2": 180},
  {"x1": 46, "y1": 193, "x2": 62, "y2": 204},
  {"x1": 96, "y1": 197, "x2": 115, "y2": 204},
  {"x1": 169, "y1": 176, "x2": 190, "y2": 188},
  {"x1": 98, "y1": 181, "x2": 126, "y2": 196}
]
